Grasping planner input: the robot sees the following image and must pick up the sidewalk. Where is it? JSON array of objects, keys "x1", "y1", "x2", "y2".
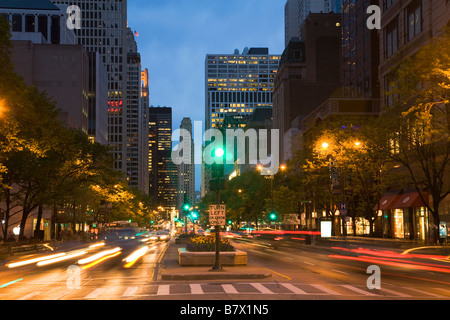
[{"x1": 159, "y1": 241, "x2": 273, "y2": 281}]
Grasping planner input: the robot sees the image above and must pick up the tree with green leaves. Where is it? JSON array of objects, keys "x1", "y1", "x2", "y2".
[{"x1": 380, "y1": 28, "x2": 450, "y2": 243}]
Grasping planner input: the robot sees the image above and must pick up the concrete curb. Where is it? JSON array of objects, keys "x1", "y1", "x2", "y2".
[{"x1": 161, "y1": 270, "x2": 272, "y2": 281}]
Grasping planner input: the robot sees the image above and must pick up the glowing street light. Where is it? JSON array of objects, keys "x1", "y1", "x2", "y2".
[
  {"x1": 322, "y1": 142, "x2": 329, "y2": 150},
  {"x1": 0, "y1": 99, "x2": 6, "y2": 117}
]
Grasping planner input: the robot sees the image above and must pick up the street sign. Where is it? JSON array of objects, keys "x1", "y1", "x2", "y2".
[
  {"x1": 209, "y1": 204, "x2": 226, "y2": 226},
  {"x1": 339, "y1": 202, "x2": 348, "y2": 215}
]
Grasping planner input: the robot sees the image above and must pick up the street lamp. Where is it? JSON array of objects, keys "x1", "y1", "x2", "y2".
[{"x1": 0, "y1": 99, "x2": 6, "y2": 118}]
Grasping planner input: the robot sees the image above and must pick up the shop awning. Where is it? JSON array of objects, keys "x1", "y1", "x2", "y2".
[
  {"x1": 392, "y1": 190, "x2": 429, "y2": 209},
  {"x1": 373, "y1": 191, "x2": 402, "y2": 211}
]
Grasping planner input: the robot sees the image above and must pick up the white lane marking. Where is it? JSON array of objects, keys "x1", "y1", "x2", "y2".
[
  {"x1": 250, "y1": 283, "x2": 274, "y2": 294},
  {"x1": 405, "y1": 287, "x2": 446, "y2": 298},
  {"x1": 280, "y1": 283, "x2": 308, "y2": 295},
  {"x1": 122, "y1": 286, "x2": 138, "y2": 297},
  {"x1": 341, "y1": 285, "x2": 378, "y2": 296},
  {"x1": 331, "y1": 269, "x2": 349, "y2": 275},
  {"x1": 189, "y1": 284, "x2": 204, "y2": 295},
  {"x1": 222, "y1": 284, "x2": 239, "y2": 294},
  {"x1": 310, "y1": 284, "x2": 342, "y2": 295},
  {"x1": 157, "y1": 284, "x2": 170, "y2": 296},
  {"x1": 18, "y1": 291, "x2": 41, "y2": 300},
  {"x1": 380, "y1": 287, "x2": 411, "y2": 298},
  {"x1": 84, "y1": 288, "x2": 105, "y2": 299}
]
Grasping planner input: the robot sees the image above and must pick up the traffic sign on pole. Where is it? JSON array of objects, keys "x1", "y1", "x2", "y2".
[
  {"x1": 339, "y1": 202, "x2": 348, "y2": 215},
  {"x1": 209, "y1": 204, "x2": 226, "y2": 226}
]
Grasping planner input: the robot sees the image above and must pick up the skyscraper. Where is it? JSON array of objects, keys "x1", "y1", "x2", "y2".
[
  {"x1": 285, "y1": 0, "x2": 300, "y2": 47},
  {"x1": 51, "y1": 0, "x2": 149, "y2": 194},
  {"x1": 205, "y1": 47, "x2": 280, "y2": 131},
  {"x1": 341, "y1": 0, "x2": 379, "y2": 99},
  {"x1": 176, "y1": 118, "x2": 195, "y2": 211},
  {"x1": 149, "y1": 106, "x2": 177, "y2": 215},
  {"x1": 204, "y1": 47, "x2": 280, "y2": 192},
  {"x1": 298, "y1": 0, "x2": 341, "y2": 34}
]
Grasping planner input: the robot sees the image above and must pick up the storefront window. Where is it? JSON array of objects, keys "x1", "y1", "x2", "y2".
[
  {"x1": 393, "y1": 209, "x2": 404, "y2": 238},
  {"x1": 355, "y1": 217, "x2": 371, "y2": 235},
  {"x1": 415, "y1": 207, "x2": 428, "y2": 241}
]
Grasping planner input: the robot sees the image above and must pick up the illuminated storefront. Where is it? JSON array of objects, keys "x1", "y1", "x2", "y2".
[{"x1": 376, "y1": 190, "x2": 430, "y2": 241}]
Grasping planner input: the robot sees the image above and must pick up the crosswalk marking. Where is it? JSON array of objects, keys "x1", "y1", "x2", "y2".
[
  {"x1": 310, "y1": 284, "x2": 342, "y2": 295},
  {"x1": 157, "y1": 284, "x2": 170, "y2": 296},
  {"x1": 280, "y1": 283, "x2": 307, "y2": 295},
  {"x1": 85, "y1": 288, "x2": 105, "y2": 299},
  {"x1": 380, "y1": 287, "x2": 411, "y2": 298},
  {"x1": 190, "y1": 284, "x2": 204, "y2": 295},
  {"x1": 404, "y1": 287, "x2": 446, "y2": 298},
  {"x1": 18, "y1": 291, "x2": 41, "y2": 300},
  {"x1": 222, "y1": 284, "x2": 239, "y2": 294},
  {"x1": 435, "y1": 288, "x2": 450, "y2": 295},
  {"x1": 122, "y1": 287, "x2": 138, "y2": 297},
  {"x1": 5, "y1": 282, "x2": 449, "y2": 300},
  {"x1": 250, "y1": 283, "x2": 274, "y2": 294},
  {"x1": 341, "y1": 285, "x2": 378, "y2": 296}
]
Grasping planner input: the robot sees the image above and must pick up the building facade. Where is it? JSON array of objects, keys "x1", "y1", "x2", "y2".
[
  {"x1": 148, "y1": 106, "x2": 177, "y2": 216},
  {"x1": 205, "y1": 47, "x2": 280, "y2": 131},
  {"x1": 176, "y1": 118, "x2": 195, "y2": 211},
  {"x1": 341, "y1": 0, "x2": 380, "y2": 99},
  {"x1": 273, "y1": 13, "x2": 343, "y2": 164},
  {"x1": 204, "y1": 47, "x2": 280, "y2": 192},
  {"x1": 285, "y1": 0, "x2": 301, "y2": 47},
  {"x1": 298, "y1": 0, "x2": 341, "y2": 34},
  {"x1": 376, "y1": 0, "x2": 450, "y2": 241},
  {"x1": 51, "y1": 0, "x2": 130, "y2": 176}
]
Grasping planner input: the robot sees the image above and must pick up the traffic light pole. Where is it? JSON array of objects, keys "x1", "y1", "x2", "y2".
[{"x1": 210, "y1": 190, "x2": 222, "y2": 271}]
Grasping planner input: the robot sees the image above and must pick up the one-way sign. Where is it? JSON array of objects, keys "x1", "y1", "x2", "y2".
[{"x1": 209, "y1": 204, "x2": 226, "y2": 226}]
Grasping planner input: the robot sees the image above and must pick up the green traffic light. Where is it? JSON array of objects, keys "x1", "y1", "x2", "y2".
[
  {"x1": 269, "y1": 213, "x2": 277, "y2": 220},
  {"x1": 214, "y1": 147, "x2": 224, "y2": 158},
  {"x1": 183, "y1": 204, "x2": 190, "y2": 211}
]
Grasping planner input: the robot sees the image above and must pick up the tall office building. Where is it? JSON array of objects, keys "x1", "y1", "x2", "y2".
[
  {"x1": 88, "y1": 52, "x2": 108, "y2": 145},
  {"x1": 341, "y1": 0, "x2": 379, "y2": 99},
  {"x1": 125, "y1": 27, "x2": 146, "y2": 193},
  {"x1": 176, "y1": 118, "x2": 195, "y2": 211},
  {"x1": 298, "y1": 0, "x2": 341, "y2": 33},
  {"x1": 140, "y1": 69, "x2": 150, "y2": 195},
  {"x1": 51, "y1": 0, "x2": 149, "y2": 194},
  {"x1": 205, "y1": 47, "x2": 280, "y2": 131},
  {"x1": 0, "y1": 0, "x2": 90, "y2": 134},
  {"x1": 285, "y1": 0, "x2": 300, "y2": 47},
  {"x1": 204, "y1": 47, "x2": 280, "y2": 192},
  {"x1": 149, "y1": 107, "x2": 177, "y2": 215}
]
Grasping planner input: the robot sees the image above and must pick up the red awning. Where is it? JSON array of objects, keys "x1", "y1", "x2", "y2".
[
  {"x1": 392, "y1": 190, "x2": 429, "y2": 209},
  {"x1": 373, "y1": 191, "x2": 402, "y2": 211}
]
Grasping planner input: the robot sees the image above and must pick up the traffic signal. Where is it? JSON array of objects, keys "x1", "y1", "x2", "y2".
[
  {"x1": 269, "y1": 213, "x2": 277, "y2": 221},
  {"x1": 211, "y1": 146, "x2": 225, "y2": 179},
  {"x1": 210, "y1": 145, "x2": 226, "y2": 191},
  {"x1": 183, "y1": 204, "x2": 190, "y2": 211}
]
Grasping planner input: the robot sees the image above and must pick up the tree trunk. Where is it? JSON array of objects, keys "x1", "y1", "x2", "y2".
[{"x1": 34, "y1": 204, "x2": 43, "y2": 240}]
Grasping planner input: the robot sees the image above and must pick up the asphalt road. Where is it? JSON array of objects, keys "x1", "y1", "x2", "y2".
[{"x1": 0, "y1": 235, "x2": 449, "y2": 301}]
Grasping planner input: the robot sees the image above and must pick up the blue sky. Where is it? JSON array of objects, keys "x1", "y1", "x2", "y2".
[{"x1": 127, "y1": 0, "x2": 285, "y2": 190}]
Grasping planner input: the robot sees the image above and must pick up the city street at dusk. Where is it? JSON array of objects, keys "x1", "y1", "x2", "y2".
[{"x1": 0, "y1": 0, "x2": 449, "y2": 317}]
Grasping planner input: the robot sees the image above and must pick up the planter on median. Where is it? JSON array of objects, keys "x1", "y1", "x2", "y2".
[{"x1": 178, "y1": 247, "x2": 247, "y2": 266}]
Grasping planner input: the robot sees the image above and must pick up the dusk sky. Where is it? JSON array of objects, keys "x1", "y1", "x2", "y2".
[
  {"x1": 128, "y1": 0, "x2": 285, "y2": 128},
  {"x1": 127, "y1": 0, "x2": 285, "y2": 190}
]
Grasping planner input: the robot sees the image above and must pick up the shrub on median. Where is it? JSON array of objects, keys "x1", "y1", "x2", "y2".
[{"x1": 186, "y1": 235, "x2": 235, "y2": 252}]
